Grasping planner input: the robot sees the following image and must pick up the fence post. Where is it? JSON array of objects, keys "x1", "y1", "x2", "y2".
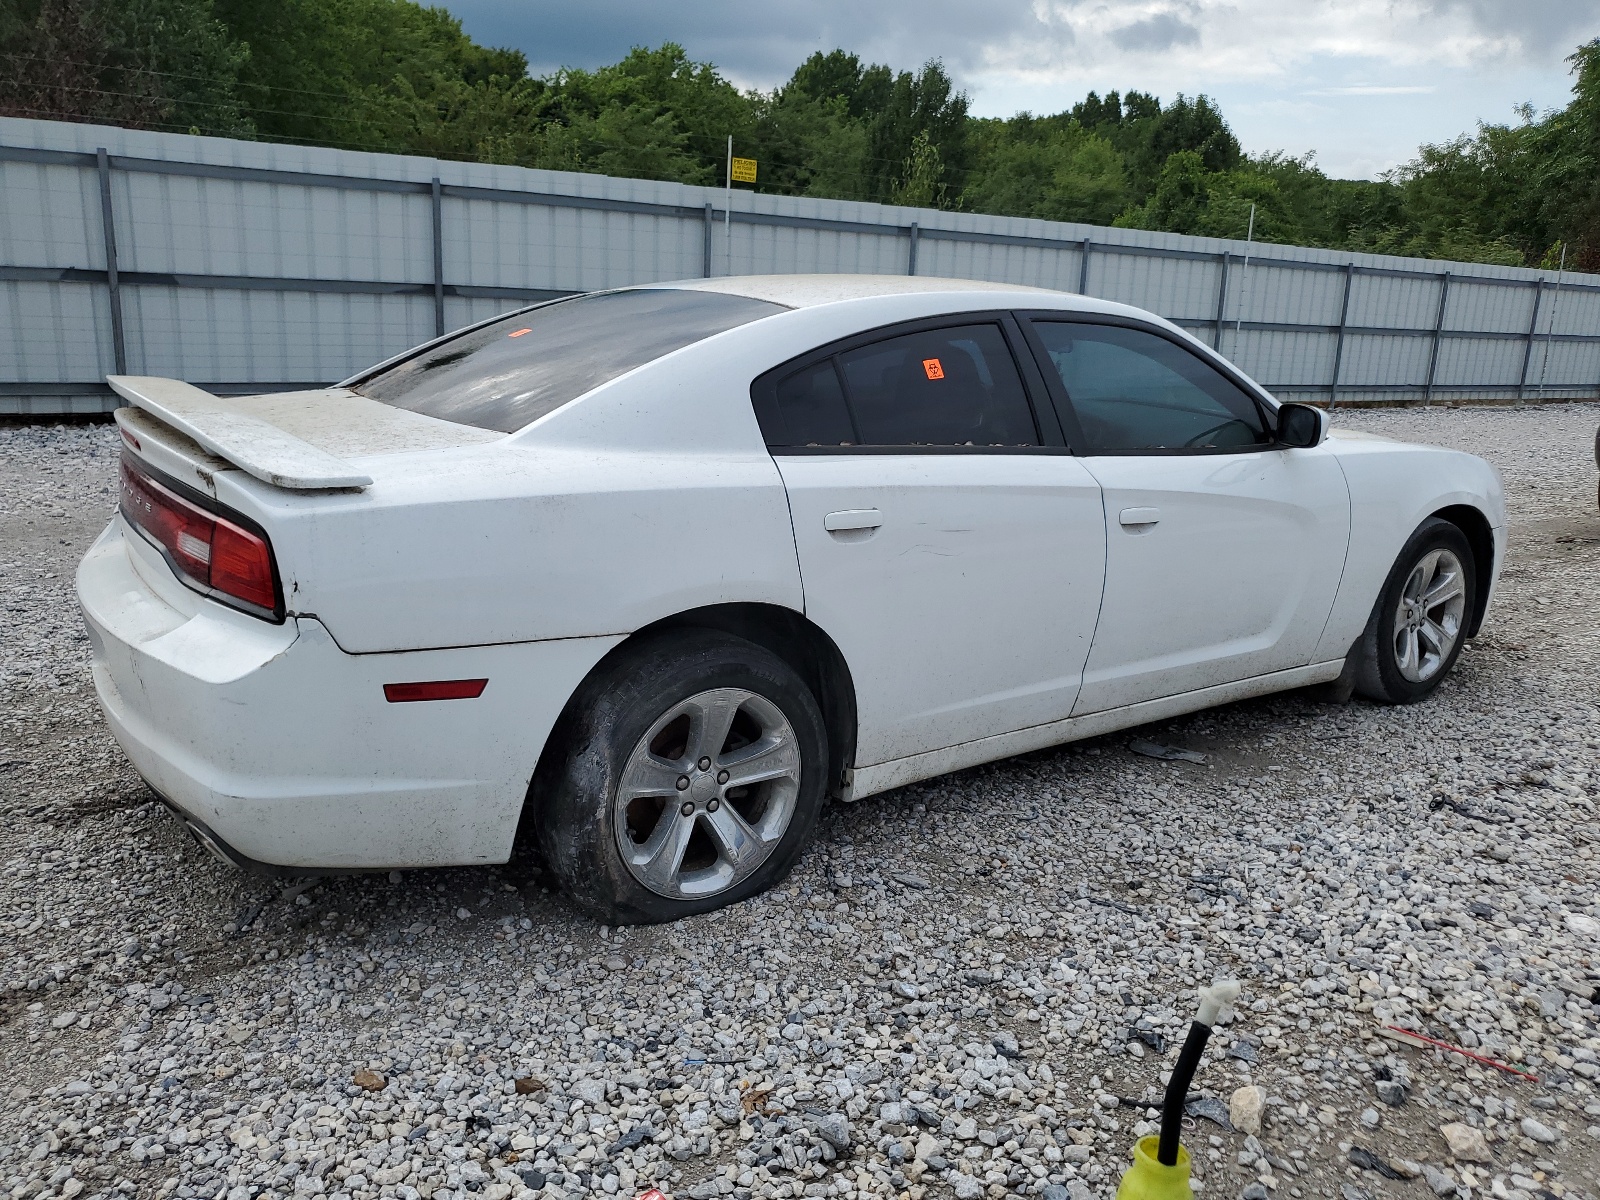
[
  {"x1": 1423, "y1": 271, "x2": 1450, "y2": 407},
  {"x1": 703, "y1": 204, "x2": 714, "y2": 277},
  {"x1": 907, "y1": 222, "x2": 919, "y2": 276},
  {"x1": 1537, "y1": 252, "x2": 1564, "y2": 400},
  {"x1": 1517, "y1": 279, "x2": 1544, "y2": 405},
  {"x1": 1078, "y1": 238, "x2": 1092, "y2": 295},
  {"x1": 1328, "y1": 262, "x2": 1355, "y2": 410},
  {"x1": 430, "y1": 177, "x2": 445, "y2": 337},
  {"x1": 1212, "y1": 252, "x2": 1230, "y2": 351},
  {"x1": 96, "y1": 148, "x2": 127, "y2": 376}
]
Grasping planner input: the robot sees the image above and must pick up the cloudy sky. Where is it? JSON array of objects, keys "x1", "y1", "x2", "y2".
[{"x1": 438, "y1": 1, "x2": 1598, "y2": 180}]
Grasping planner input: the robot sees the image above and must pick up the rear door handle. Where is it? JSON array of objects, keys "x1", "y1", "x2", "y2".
[
  {"x1": 1119, "y1": 507, "x2": 1160, "y2": 528},
  {"x1": 824, "y1": 508, "x2": 883, "y2": 532}
]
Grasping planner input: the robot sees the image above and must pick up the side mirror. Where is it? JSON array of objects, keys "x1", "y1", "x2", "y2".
[{"x1": 1276, "y1": 402, "x2": 1327, "y2": 449}]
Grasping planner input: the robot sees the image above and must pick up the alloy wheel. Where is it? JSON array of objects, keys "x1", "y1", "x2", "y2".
[
  {"x1": 613, "y1": 688, "x2": 802, "y2": 900},
  {"x1": 1392, "y1": 548, "x2": 1467, "y2": 683}
]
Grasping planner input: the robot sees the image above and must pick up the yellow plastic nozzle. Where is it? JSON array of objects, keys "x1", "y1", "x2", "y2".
[{"x1": 1113, "y1": 1135, "x2": 1192, "y2": 1200}]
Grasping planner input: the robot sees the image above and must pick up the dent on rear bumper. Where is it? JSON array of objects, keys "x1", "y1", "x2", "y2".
[{"x1": 78, "y1": 520, "x2": 622, "y2": 869}]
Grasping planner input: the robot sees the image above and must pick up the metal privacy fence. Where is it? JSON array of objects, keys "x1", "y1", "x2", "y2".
[{"x1": 3, "y1": 115, "x2": 1599, "y2": 416}]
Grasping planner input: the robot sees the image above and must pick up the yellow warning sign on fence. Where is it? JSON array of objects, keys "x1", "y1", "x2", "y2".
[{"x1": 731, "y1": 157, "x2": 757, "y2": 183}]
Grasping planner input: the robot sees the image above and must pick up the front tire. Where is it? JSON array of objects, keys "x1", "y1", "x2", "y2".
[
  {"x1": 1353, "y1": 518, "x2": 1476, "y2": 704},
  {"x1": 533, "y1": 630, "x2": 829, "y2": 924}
]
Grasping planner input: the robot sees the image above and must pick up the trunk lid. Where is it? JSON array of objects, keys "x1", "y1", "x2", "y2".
[{"x1": 107, "y1": 375, "x2": 500, "y2": 493}]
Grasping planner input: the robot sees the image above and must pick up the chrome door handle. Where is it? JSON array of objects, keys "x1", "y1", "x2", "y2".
[
  {"x1": 824, "y1": 508, "x2": 883, "y2": 532},
  {"x1": 1119, "y1": 507, "x2": 1160, "y2": 528}
]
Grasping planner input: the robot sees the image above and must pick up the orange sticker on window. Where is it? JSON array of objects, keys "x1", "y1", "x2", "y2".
[
  {"x1": 507, "y1": 327, "x2": 532, "y2": 338},
  {"x1": 922, "y1": 357, "x2": 945, "y2": 380}
]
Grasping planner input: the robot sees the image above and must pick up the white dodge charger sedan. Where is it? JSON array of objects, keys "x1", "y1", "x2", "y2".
[{"x1": 77, "y1": 275, "x2": 1504, "y2": 922}]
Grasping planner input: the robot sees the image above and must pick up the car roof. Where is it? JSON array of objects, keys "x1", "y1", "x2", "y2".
[{"x1": 664, "y1": 273, "x2": 1073, "y2": 309}]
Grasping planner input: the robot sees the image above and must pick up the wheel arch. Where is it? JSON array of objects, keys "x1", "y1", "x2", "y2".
[
  {"x1": 636, "y1": 603, "x2": 859, "y2": 798},
  {"x1": 526, "y1": 603, "x2": 858, "y2": 826},
  {"x1": 1429, "y1": 503, "x2": 1495, "y2": 638}
]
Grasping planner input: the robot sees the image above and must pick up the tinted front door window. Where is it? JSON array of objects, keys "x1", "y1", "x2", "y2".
[
  {"x1": 835, "y1": 324, "x2": 1038, "y2": 447},
  {"x1": 1031, "y1": 321, "x2": 1268, "y2": 452}
]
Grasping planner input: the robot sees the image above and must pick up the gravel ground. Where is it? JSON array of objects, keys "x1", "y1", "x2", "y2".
[{"x1": 3, "y1": 404, "x2": 1599, "y2": 1200}]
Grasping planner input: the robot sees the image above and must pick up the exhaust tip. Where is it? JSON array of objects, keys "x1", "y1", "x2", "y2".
[{"x1": 183, "y1": 819, "x2": 248, "y2": 870}]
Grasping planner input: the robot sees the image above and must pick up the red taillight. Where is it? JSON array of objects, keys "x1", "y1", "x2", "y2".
[
  {"x1": 209, "y1": 523, "x2": 277, "y2": 610},
  {"x1": 383, "y1": 679, "x2": 489, "y2": 703},
  {"x1": 119, "y1": 453, "x2": 280, "y2": 617}
]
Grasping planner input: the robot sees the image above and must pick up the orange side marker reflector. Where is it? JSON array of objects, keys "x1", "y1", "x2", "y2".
[
  {"x1": 922, "y1": 357, "x2": 944, "y2": 380},
  {"x1": 507, "y1": 328, "x2": 533, "y2": 338},
  {"x1": 383, "y1": 679, "x2": 488, "y2": 703}
]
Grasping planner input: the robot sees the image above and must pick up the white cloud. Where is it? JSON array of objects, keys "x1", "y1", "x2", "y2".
[
  {"x1": 959, "y1": 0, "x2": 1592, "y2": 173},
  {"x1": 975, "y1": 0, "x2": 1541, "y2": 91},
  {"x1": 440, "y1": 0, "x2": 1599, "y2": 177},
  {"x1": 1306, "y1": 86, "x2": 1437, "y2": 96}
]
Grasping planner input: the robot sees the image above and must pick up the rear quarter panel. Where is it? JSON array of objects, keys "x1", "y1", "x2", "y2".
[
  {"x1": 1312, "y1": 431, "x2": 1506, "y2": 662},
  {"x1": 211, "y1": 441, "x2": 802, "y2": 653}
]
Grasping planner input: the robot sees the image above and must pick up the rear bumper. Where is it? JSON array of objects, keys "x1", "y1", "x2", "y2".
[{"x1": 78, "y1": 518, "x2": 620, "y2": 870}]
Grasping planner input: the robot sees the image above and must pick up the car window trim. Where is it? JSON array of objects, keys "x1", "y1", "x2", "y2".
[
  {"x1": 769, "y1": 444, "x2": 1081, "y2": 457},
  {"x1": 751, "y1": 311, "x2": 1066, "y2": 454},
  {"x1": 1015, "y1": 309, "x2": 1281, "y2": 457}
]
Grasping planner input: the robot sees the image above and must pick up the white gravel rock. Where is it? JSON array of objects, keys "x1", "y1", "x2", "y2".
[
  {"x1": 1521, "y1": 1115, "x2": 1560, "y2": 1143},
  {"x1": 3, "y1": 407, "x2": 1600, "y2": 1199},
  {"x1": 1230, "y1": 1085, "x2": 1266, "y2": 1135}
]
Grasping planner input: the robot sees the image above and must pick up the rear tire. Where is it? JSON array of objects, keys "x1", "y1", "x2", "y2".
[
  {"x1": 532, "y1": 629, "x2": 828, "y2": 924},
  {"x1": 1353, "y1": 517, "x2": 1477, "y2": 704}
]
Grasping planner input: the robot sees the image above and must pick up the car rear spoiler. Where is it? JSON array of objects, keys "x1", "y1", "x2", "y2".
[{"x1": 106, "y1": 376, "x2": 373, "y2": 491}]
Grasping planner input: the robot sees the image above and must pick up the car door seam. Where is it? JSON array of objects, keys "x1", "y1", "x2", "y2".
[
  {"x1": 1072, "y1": 456, "x2": 1114, "y2": 717},
  {"x1": 771, "y1": 456, "x2": 810, "y2": 620},
  {"x1": 1308, "y1": 451, "x2": 1358, "y2": 657}
]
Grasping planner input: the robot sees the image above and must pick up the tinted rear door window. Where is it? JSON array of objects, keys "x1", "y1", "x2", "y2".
[
  {"x1": 352, "y1": 289, "x2": 786, "y2": 433},
  {"x1": 769, "y1": 360, "x2": 858, "y2": 447},
  {"x1": 836, "y1": 324, "x2": 1038, "y2": 447}
]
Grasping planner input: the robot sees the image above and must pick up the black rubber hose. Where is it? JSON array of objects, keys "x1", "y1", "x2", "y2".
[{"x1": 1158, "y1": 1020, "x2": 1212, "y2": 1166}]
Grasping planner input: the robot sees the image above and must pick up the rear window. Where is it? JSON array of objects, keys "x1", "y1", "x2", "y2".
[{"x1": 351, "y1": 288, "x2": 786, "y2": 433}]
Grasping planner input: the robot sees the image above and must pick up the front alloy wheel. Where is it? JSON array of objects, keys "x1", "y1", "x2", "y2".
[
  {"x1": 1391, "y1": 548, "x2": 1467, "y2": 683},
  {"x1": 1354, "y1": 516, "x2": 1478, "y2": 704}
]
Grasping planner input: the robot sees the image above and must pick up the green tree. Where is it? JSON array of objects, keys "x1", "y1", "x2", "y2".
[
  {"x1": 861, "y1": 60, "x2": 970, "y2": 205},
  {"x1": 748, "y1": 86, "x2": 869, "y2": 200},
  {"x1": 1374, "y1": 40, "x2": 1600, "y2": 267},
  {"x1": 891, "y1": 129, "x2": 946, "y2": 208},
  {"x1": 1, "y1": 0, "x2": 249, "y2": 134},
  {"x1": 533, "y1": 44, "x2": 754, "y2": 184},
  {"x1": 212, "y1": 0, "x2": 535, "y2": 154},
  {"x1": 1057, "y1": 89, "x2": 1238, "y2": 202},
  {"x1": 785, "y1": 49, "x2": 893, "y2": 121},
  {"x1": 1539, "y1": 40, "x2": 1600, "y2": 267},
  {"x1": 1113, "y1": 150, "x2": 1303, "y2": 243},
  {"x1": 962, "y1": 118, "x2": 1128, "y2": 225}
]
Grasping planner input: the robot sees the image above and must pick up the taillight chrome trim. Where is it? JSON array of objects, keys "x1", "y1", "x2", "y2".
[{"x1": 118, "y1": 450, "x2": 286, "y2": 623}]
